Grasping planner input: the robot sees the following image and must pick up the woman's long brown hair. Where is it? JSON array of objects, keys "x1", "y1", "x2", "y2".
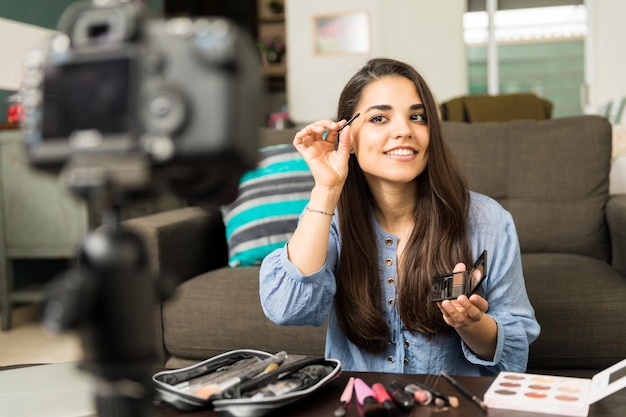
[{"x1": 334, "y1": 58, "x2": 472, "y2": 354}]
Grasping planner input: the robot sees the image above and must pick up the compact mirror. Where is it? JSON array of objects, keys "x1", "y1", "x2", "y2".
[{"x1": 431, "y1": 250, "x2": 487, "y2": 302}]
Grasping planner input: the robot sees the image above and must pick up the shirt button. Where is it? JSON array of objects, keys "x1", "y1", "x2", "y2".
[
  {"x1": 404, "y1": 340, "x2": 410, "y2": 348},
  {"x1": 387, "y1": 277, "x2": 394, "y2": 285},
  {"x1": 385, "y1": 258, "x2": 393, "y2": 266},
  {"x1": 403, "y1": 358, "x2": 409, "y2": 366},
  {"x1": 385, "y1": 238, "x2": 393, "y2": 246},
  {"x1": 387, "y1": 356, "x2": 394, "y2": 364},
  {"x1": 387, "y1": 298, "x2": 393, "y2": 307}
]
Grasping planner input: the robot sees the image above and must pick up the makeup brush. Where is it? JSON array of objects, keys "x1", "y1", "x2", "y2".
[
  {"x1": 354, "y1": 378, "x2": 388, "y2": 417},
  {"x1": 412, "y1": 380, "x2": 459, "y2": 408},
  {"x1": 334, "y1": 377, "x2": 355, "y2": 417},
  {"x1": 196, "y1": 351, "x2": 287, "y2": 399},
  {"x1": 391, "y1": 379, "x2": 433, "y2": 405}
]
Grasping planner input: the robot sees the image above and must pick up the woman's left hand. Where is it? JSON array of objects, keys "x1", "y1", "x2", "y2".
[
  {"x1": 437, "y1": 293, "x2": 489, "y2": 329},
  {"x1": 436, "y1": 263, "x2": 489, "y2": 329},
  {"x1": 437, "y1": 263, "x2": 497, "y2": 360}
]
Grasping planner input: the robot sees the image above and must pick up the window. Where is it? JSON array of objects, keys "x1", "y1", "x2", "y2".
[{"x1": 464, "y1": 3, "x2": 587, "y2": 117}]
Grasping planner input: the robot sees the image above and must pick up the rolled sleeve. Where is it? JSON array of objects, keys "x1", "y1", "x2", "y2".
[{"x1": 259, "y1": 216, "x2": 341, "y2": 327}]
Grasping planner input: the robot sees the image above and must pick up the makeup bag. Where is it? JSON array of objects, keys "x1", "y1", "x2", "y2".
[{"x1": 152, "y1": 349, "x2": 341, "y2": 416}]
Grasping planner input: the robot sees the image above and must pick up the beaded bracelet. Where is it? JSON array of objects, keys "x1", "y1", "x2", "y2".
[{"x1": 306, "y1": 206, "x2": 334, "y2": 216}]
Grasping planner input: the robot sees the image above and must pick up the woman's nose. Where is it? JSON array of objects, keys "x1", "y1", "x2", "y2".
[{"x1": 391, "y1": 117, "x2": 413, "y2": 139}]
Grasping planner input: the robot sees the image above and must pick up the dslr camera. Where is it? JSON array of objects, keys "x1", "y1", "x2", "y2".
[
  {"x1": 20, "y1": 2, "x2": 262, "y2": 416},
  {"x1": 20, "y1": 0, "x2": 261, "y2": 203}
]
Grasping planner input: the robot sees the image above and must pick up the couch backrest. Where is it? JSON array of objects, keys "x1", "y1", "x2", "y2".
[{"x1": 443, "y1": 115, "x2": 612, "y2": 261}]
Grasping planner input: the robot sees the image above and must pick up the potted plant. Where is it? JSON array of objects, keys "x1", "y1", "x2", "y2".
[
  {"x1": 267, "y1": 0, "x2": 284, "y2": 15},
  {"x1": 258, "y1": 36, "x2": 286, "y2": 64}
]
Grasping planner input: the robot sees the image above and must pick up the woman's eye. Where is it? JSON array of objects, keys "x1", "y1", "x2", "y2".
[
  {"x1": 411, "y1": 113, "x2": 427, "y2": 123},
  {"x1": 369, "y1": 115, "x2": 387, "y2": 123}
]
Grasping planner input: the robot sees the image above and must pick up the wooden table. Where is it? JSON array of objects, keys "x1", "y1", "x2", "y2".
[
  {"x1": 155, "y1": 371, "x2": 626, "y2": 417},
  {"x1": 2, "y1": 364, "x2": 623, "y2": 416}
]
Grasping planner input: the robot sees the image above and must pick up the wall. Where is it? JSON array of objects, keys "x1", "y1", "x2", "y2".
[
  {"x1": 0, "y1": 18, "x2": 55, "y2": 91},
  {"x1": 2, "y1": 1, "x2": 623, "y2": 121},
  {"x1": 0, "y1": 0, "x2": 162, "y2": 114},
  {"x1": 285, "y1": 0, "x2": 467, "y2": 123},
  {"x1": 585, "y1": 0, "x2": 626, "y2": 114}
]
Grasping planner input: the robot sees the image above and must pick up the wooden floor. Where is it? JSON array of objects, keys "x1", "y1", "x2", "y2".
[{"x1": 0, "y1": 304, "x2": 82, "y2": 366}]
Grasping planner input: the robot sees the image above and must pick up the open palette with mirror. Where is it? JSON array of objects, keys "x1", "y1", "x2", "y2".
[
  {"x1": 431, "y1": 250, "x2": 487, "y2": 302},
  {"x1": 484, "y1": 358, "x2": 626, "y2": 416}
]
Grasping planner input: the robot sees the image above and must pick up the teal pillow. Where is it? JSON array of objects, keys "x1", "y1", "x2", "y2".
[{"x1": 221, "y1": 144, "x2": 313, "y2": 267}]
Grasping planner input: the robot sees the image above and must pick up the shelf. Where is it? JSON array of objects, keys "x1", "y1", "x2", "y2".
[
  {"x1": 257, "y1": 0, "x2": 286, "y2": 91},
  {"x1": 259, "y1": 15, "x2": 284, "y2": 23},
  {"x1": 257, "y1": 0, "x2": 285, "y2": 21},
  {"x1": 264, "y1": 66, "x2": 286, "y2": 77}
]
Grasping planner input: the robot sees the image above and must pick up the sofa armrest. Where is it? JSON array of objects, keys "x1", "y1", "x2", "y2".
[
  {"x1": 122, "y1": 206, "x2": 228, "y2": 283},
  {"x1": 607, "y1": 194, "x2": 626, "y2": 277}
]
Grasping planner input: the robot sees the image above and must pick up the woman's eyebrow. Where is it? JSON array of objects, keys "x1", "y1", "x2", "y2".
[
  {"x1": 364, "y1": 104, "x2": 392, "y2": 112},
  {"x1": 364, "y1": 103, "x2": 425, "y2": 113}
]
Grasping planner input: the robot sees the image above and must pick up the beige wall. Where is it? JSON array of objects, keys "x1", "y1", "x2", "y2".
[
  {"x1": 0, "y1": 18, "x2": 55, "y2": 90},
  {"x1": 285, "y1": 0, "x2": 467, "y2": 124},
  {"x1": 586, "y1": 0, "x2": 626, "y2": 113},
  {"x1": 2, "y1": 2, "x2": 622, "y2": 120}
]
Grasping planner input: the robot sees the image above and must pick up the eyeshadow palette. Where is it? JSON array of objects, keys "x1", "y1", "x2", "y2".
[
  {"x1": 484, "y1": 358, "x2": 626, "y2": 417},
  {"x1": 484, "y1": 372, "x2": 591, "y2": 416}
]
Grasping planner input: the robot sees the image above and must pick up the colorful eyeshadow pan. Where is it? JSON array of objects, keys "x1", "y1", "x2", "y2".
[
  {"x1": 503, "y1": 374, "x2": 525, "y2": 380},
  {"x1": 494, "y1": 389, "x2": 516, "y2": 395},
  {"x1": 559, "y1": 386, "x2": 581, "y2": 393},
  {"x1": 525, "y1": 392, "x2": 547, "y2": 398},
  {"x1": 556, "y1": 395, "x2": 579, "y2": 402},
  {"x1": 532, "y1": 376, "x2": 554, "y2": 383},
  {"x1": 528, "y1": 384, "x2": 550, "y2": 390}
]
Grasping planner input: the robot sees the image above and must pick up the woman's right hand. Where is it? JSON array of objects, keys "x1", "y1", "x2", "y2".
[{"x1": 293, "y1": 119, "x2": 353, "y2": 189}]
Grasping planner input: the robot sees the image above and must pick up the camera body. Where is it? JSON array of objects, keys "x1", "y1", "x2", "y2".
[{"x1": 20, "y1": 0, "x2": 260, "y2": 201}]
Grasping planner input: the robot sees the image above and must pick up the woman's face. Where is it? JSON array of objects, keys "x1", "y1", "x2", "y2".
[{"x1": 350, "y1": 75, "x2": 430, "y2": 186}]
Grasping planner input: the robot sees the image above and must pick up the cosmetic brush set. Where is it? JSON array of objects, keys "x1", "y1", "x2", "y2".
[{"x1": 153, "y1": 349, "x2": 341, "y2": 416}]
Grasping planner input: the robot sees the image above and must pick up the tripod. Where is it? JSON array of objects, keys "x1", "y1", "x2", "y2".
[{"x1": 42, "y1": 194, "x2": 171, "y2": 417}]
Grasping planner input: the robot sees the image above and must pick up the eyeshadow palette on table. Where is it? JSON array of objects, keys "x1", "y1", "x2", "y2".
[{"x1": 484, "y1": 358, "x2": 626, "y2": 416}]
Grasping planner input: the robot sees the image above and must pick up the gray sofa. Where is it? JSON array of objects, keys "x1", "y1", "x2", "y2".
[{"x1": 124, "y1": 116, "x2": 626, "y2": 376}]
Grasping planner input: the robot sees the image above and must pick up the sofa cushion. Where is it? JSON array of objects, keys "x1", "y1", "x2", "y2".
[
  {"x1": 522, "y1": 253, "x2": 626, "y2": 370},
  {"x1": 222, "y1": 144, "x2": 314, "y2": 267},
  {"x1": 162, "y1": 266, "x2": 327, "y2": 367},
  {"x1": 443, "y1": 116, "x2": 612, "y2": 261}
]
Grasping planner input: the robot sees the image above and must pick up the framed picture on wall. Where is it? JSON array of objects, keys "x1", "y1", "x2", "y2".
[{"x1": 313, "y1": 11, "x2": 370, "y2": 55}]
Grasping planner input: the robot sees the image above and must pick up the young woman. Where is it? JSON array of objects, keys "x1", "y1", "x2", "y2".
[{"x1": 259, "y1": 58, "x2": 540, "y2": 375}]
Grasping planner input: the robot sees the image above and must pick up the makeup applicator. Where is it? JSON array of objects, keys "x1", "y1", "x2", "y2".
[
  {"x1": 354, "y1": 378, "x2": 388, "y2": 417},
  {"x1": 334, "y1": 377, "x2": 355, "y2": 417},
  {"x1": 372, "y1": 383, "x2": 400, "y2": 417}
]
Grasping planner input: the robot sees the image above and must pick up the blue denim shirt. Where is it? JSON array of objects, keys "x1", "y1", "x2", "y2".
[{"x1": 259, "y1": 192, "x2": 540, "y2": 376}]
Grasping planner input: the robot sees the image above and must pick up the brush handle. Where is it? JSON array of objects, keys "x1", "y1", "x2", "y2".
[
  {"x1": 340, "y1": 377, "x2": 355, "y2": 403},
  {"x1": 353, "y1": 378, "x2": 375, "y2": 405}
]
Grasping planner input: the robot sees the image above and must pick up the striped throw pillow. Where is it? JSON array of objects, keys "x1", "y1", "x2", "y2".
[{"x1": 221, "y1": 144, "x2": 314, "y2": 267}]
